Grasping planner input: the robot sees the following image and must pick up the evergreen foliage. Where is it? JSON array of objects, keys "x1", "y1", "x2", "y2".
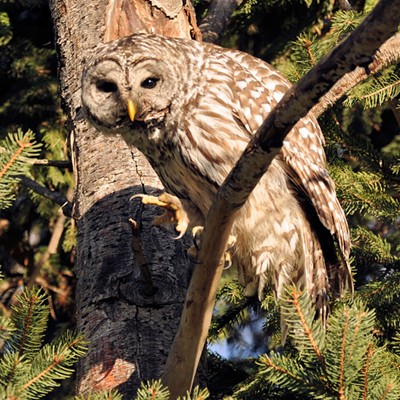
[
  {"x1": 209, "y1": 282, "x2": 259, "y2": 344},
  {"x1": 0, "y1": 1, "x2": 75, "y2": 364},
  {"x1": 1, "y1": 0, "x2": 400, "y2": 398},
  {"x1": 226, "y1": 288, "x2": 400, "y2": 400},
  {"x1": 0, "y1": 129, "x2": 42, "y2": 209},
  {"x1": 344, "y1": 66, "x2": 400, "y2": 109},
  {"x1": 75, "y1": 390, "x2": 123, "y2": 400},
  {"x1": 0, "y1": 286, "x2": 87, "y2": 399},
  {"x1": 257, "y1": 289, "x2": 400, "y2": 400},
  {"x1": 76, "y1": 381, "x2": 209, "y2": 400}
]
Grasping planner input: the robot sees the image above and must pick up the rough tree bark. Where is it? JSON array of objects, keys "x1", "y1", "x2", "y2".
[{"x1": 49, "y1": 0, "x2": 199, "y2": 396}]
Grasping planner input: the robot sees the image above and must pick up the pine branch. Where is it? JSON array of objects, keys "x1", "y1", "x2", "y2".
[
  {"x1": 360, "y1": 77, "x2": 400, "y2": 104},
  {"x1": 0, "y1": 148, "x2": 71, "y2": 169},
  {"x1": 312, "y1": 32, "x2": 400, "y2": 118},
  {"x1": 135, "y1": 380, "x2": 170, "y2": 400},
  {"x1": 13, "y1": 289, "x2": 49, "y2": 360},
  {"x1": 0, "y1": 130, "x2": 42, "y2": 209},
  {"x1": 254, "y1": 299, "x2": 400, "y2": 399},
  {"x1": 74, "y1": 389, "x2": 123, "y2": 399},
  {"x1": 0, "y1": 287, "x2": 87, "y2": 398},
  {"x1": 362, "y1": 343, "x2": 374, "y2": 400},
  {"x1": 0, "y1": 288, "x2": 49, "y2": 386},
  {"x1": 259, "y1": 354, "x2": 310, "y2": 387},
  {"x1": 162, "y1": 1, "x2": 400, "y2": 397},
  {"x1": 289, "y1": 288, "x2": 325, "y2": 368},
  {"x1": 209, "y1": 295, "x2": 256, "y2": 343},
  {"x1": 301, "y1": 35, "x2": 317, "y2": 66},
  {"x1": 351, "y1": 226, "x2": 396, "y2": 265},
  {"x1": 338, "y1": 308, "x2": 350, "y2": 400},
  {"x1": 18, "y1": 331, "x2": 87, "y2": 398},
  {"x1": 258, "y1": 351, "x2": 331, "y2": 398},
  {"x1": 329, "y1": 164, "x2": 400, "y2": 219},
  {"x1": 133, "y1": 380, "x2": 208, "y2": 400},
  {"x1": 344, "y1": 72, "x2": 400, "y2": 108},
  {"x1": 0, "y1": 138, "x2": 31, "y2": 180}
]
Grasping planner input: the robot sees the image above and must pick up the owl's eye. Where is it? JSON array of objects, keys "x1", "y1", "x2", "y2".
[
  {"x1": 96, "y1": 80, "x2": 118, "y2": 93},
  {"x1": 141, "y1": 77, "x2": 159, "y2": 89}
]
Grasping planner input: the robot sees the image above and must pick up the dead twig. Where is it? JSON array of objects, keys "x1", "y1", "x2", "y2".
[{"x1": 19, "y1": 176, "x2": 73, "y2": 217}]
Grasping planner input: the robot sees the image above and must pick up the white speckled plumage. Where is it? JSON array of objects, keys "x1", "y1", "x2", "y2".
[{"x1": 81, "y1": 33, "x2": 353, "y2": 323}]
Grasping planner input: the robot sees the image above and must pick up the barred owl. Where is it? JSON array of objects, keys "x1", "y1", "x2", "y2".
[{"x1": 81, "y1": 33, "x2": 353, "y2": 323}]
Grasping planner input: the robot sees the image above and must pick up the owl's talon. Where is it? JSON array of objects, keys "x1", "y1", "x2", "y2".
[
  {"x1": 131, "y1": 193, "x2": 189, "y2": 237},
  {"x1": 226, "y1": 235, "x2": 237, "y2": 252},
  {"x1": 187, "y1": 226, "x2": 236, "y2": 267},
  {"x1": 224, "y1": 253, "x2": 233, "y2": 270},
  {"x1": 224, "y1": 235, "x2": 236, "y2": 269},
  {"x1": 186, "y1": 226, "x2": 203, "y2": 261},
  {"x1": 191, "y1": 226, "x2": 204, "y2": 249}
]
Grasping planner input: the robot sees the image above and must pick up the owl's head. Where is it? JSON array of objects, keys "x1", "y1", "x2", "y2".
[{"x1": 81, "y1": 35, "x2": 185, "y2": 132}]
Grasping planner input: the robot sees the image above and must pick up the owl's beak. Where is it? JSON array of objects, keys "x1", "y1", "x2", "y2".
[{"x1": 127, "y1": 100, "x2": 136, "y2": 122}]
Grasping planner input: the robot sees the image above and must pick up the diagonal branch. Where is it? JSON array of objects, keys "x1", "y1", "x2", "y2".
[
  {"x1": 312, "y1": 32, "x2": 400, "y2": 118},
  {"x1": 161, "y1": 0, "x2": 400, "y2": 397}
]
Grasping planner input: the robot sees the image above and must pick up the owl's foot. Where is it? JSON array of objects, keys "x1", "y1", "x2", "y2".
[
  {"x1": 131, "y1": 193, "x2": 189, "y2": 238},
  {"x1": 187, "y1": 226, "x2": 236, "y2": 268}
]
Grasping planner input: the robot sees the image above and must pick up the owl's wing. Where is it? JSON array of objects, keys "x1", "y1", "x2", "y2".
[
  {"x1": 223, "y1": 48, "x2": 351, "y2": 288},
  {"x1": 281, "y1": 119, "x2": 352, "y2": 294}
]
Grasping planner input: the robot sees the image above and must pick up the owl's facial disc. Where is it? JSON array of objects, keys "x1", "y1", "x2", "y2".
[{"x1": 82, "y1": 56, "x2": 175, "y2": 132}]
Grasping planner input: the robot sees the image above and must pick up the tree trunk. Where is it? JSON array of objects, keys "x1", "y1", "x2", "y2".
[{"x1": 48, "y1": 0, "x2": 199, "y2": 396}]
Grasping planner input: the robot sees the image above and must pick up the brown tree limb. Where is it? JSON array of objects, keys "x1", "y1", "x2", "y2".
[
  {"x1": 199, "y1": 0, "x2": 244, "y2": 43},
  {"x1": 104, "y1": 0, "x2": 196, "y2": 42},
  {"x1": 161, "y1": 0, "x2": 400, "y2": 397}
]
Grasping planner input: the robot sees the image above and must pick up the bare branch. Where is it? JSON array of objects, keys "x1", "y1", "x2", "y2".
[
  {"x1": 0, "y1": 146, "x2": 72, "y2": 169},
  {"x1": 313, "y1": 32, "x2": 400, "y2": 118},
  {"x1": 19, "y1": 176, "x2": 73, "y2": 217},
  {"x1": 29, "y1": 159, "x2": 72, "y2": 168},
  {"x1": 199, "y1": 0, "x2": 243, "y2": 44},
  {"x1": 162, "y1": 0, "x2": 400, "y2": 397}
]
